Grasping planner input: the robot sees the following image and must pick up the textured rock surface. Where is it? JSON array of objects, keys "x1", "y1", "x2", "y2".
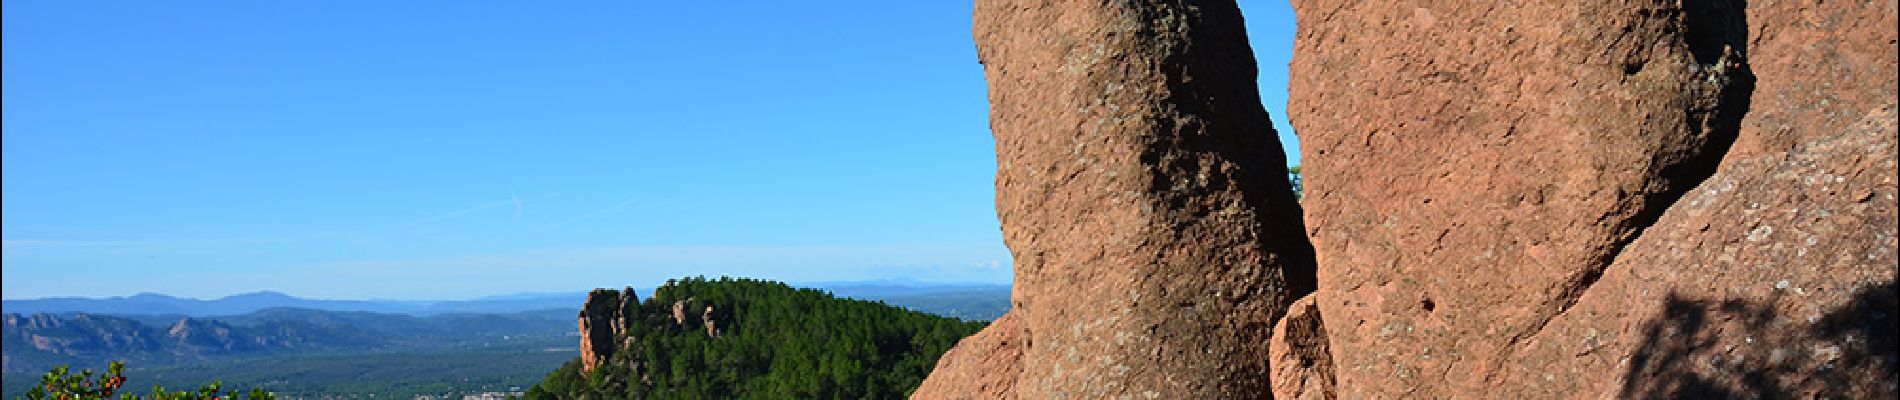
[
  {"x1": 921, "y1": 0, "x2": 1893, "y2": 397},
  {"x1": 1287, "y1": 0, "x2": 1896, "y2": 396},
  {"x1": 911, "y1": 312, "x2": 1024, "y2": 399},
  {"x1": 1289, "y1": 0, "x2": 1754, "y2": 395},
  {"x1": 1269, "y1": 294, "x2": 1336, "y2": 400},
  {"x1": 920, "y1": 0, "x2": 1317, "y2": 398},
  {"x1": 1493, "y1": 108, "x2": 1899, "y2": 398},
  {"x1": 1726, "y1": 0, "x2": 1899, "y2": 163}
]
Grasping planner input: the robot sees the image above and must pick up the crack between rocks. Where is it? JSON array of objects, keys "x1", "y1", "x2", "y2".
[
  {"x1": 1490, "y1": 148, "x2": 1742, "y2": 383},
  {"x1": 1505, "y1": 143, "x2": 1748, "y2": 363},
  {"x1": 1497, "y1": 0, "x2": 1756, "y2": 367}
]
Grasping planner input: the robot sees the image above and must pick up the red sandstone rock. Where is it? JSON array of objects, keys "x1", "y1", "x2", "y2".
[
  {"x1": 578, "y1": 288, "x2": 626, "y2": 373},
  {"x1": 671, "y1": 299, "x2": 689, "y2": 326},
  {"x1": 919, "y1": 0, "x2": 1316, "y2": 398},
  {"x1": 921, "y1": 0, "x2": 1893, "y2": 396},
  {"x1": 1725, "y1": 0, "x2": 1899, "y2": 164},
  {"x1": 912, "y1": 312, "x2": 1025, "y2": 399},
  {"x1": 1495, "y1": 109, "x2": 1898, "y2": 398},
  {"x1": 1289, "y1": 0, "x2": 1754, "y2": 395}
]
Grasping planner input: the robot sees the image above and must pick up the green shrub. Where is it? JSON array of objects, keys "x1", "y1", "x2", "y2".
[{"x1": 18, "y1": 361, "x2": 273, "y2": 400}]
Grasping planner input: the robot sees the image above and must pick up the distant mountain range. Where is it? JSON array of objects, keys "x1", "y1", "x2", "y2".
[
  {"x1": 2, "y1": 307, "x2": 577, "y2": 374},
  {"x1": 2, "y1": 280, "x2": 1011, "y2": 398},
  {"x1": 810, "y1": 282, "x2": 1013, "y2": 321},
  {"x1": 1, "y1": 291, "x2": 589, "y2": 317},
  {"x1": 0, "y1": 281, "x2": 1010, "y2": 320}
]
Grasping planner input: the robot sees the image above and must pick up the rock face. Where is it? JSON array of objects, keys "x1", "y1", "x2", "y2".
[
  {"x1": 1725, "y1": 0, "x2": 1899, "y2": 164},
  {"x1": 919, "y1": 0, "x2": 1316, "y2": 398},
  {"x1": 167, "y1": 318, "x2": 249, "y2": 352},
  {"x1": 578, "y1": 288, "x2": 633, "y2": 373},
  {"x1": 1282, "y1": 0, "x2": 1897, "y2": 397},
  {"x1": 672, "y1": 299, "x2": 689, "y2": 326},
  {"x1": 1287, "y1": 0, "x2": 1752, "y2": 395},
  {"x1": 920, "y1": 0, "x2": 1892, "y2": 397},
  {"x1": 1493, "y1": 108, "x2": 1899, "y2": 398}
]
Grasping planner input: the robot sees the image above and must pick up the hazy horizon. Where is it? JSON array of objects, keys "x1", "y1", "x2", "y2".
[
  {"x1": 1, "y1": 277, "x2": 1012, "y2": 302},
  {"x1": 2, "y1": 1, "x2": 1301, "y2": 299}
]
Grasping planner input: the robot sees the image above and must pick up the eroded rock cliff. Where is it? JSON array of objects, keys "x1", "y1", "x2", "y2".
[
  {"x1": 578, "y1": 287, "x2": 637, "y2": 373},
  {"x1": 917, "y1": 0, "x2": 1317, "y2": 398}
]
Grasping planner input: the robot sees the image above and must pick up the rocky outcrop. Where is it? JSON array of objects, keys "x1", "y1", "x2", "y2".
[
  {"x1": 615, "y1": 287, "x2": 639, "y2": 350},
  {"x1": 576, "y1": 287, "x2": 752, "y2": 373},
  {"x1": 578, "y1": 288, "x2": 631, "y2": 373},
  {"x1": 919, "y1": 0, "x2": 1316, "y2": 398},
  {"x1": 913, "y1": 313, "x2": 1024, "y2": 399},
  {"x1": 672, "y1": 299, "x2": 689, "y2": 326},
  {"x1": 613, "y1": 287, "x2": 637, "y2": 336},
  {"x1": 167, "y1": 318, "x2": 250, "y2": 352},
  {"x1": 917, "y1": 0, "x2": 1893, "y2": 397}
]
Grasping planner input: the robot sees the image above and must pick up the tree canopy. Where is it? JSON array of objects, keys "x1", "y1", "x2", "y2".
[{"x1": 526, "y1": 277, "x2": 986, "y2": 399}]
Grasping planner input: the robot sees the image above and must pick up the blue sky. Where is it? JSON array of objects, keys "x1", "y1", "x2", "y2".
[{"x1": 1, "y1": 1, "x2": 1301, "y2": 300}]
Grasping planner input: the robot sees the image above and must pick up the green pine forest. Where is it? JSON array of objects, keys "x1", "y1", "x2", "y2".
[{"x1": 526, "y1": 277, "x2": 988, "y2": 399}]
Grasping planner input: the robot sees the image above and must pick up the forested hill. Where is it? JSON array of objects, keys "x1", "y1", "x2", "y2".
[
  {"x1": 527, "y1": 277, "x2": 988, "y2": 399},
  {"x1": 1, "y1": 308, "x2": 574, "y2": 375}
]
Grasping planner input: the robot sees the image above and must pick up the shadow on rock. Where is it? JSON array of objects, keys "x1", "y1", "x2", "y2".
[{"x1": 1622, "y1": 281, "x2": 1898, "y2": 399}]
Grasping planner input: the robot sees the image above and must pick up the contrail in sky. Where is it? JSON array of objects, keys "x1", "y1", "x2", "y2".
[
  {"x1": 420, "y1": 192, "x2": 557, "y2": 224},
  {"x1": 512, "y1": 192, "x2": 524, "y2": 224}
]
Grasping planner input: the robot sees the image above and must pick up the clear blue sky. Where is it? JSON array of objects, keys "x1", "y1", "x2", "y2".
[{"x1": 2, "y1": 1, "x2": 1301, "y2": 300}]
